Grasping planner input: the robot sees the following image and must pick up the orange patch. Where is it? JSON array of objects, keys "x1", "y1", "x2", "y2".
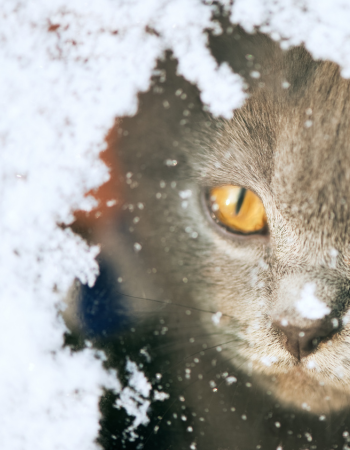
[{"x1": 73, "y1": 122, "x2": 122, "y2": 237}]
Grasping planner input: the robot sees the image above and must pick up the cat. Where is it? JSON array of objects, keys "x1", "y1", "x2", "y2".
[{"x1": 69, "y1": 21, "x2": 350, "y2": 450}]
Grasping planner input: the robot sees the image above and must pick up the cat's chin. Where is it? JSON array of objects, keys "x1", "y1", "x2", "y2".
[
  {"x1": 253, "y1": 365, "x2": 350, "y2": 414},
  {"x1": 270, "y1": 369, "x2": 350, "y2": 414}
]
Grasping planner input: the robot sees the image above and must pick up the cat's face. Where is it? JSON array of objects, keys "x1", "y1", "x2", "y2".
[{"x1": 115, "y1": 39, "x2": 350, "y2": 414}]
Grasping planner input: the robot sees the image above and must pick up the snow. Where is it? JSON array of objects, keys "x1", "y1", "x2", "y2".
[
  {"x1": 307, "y1": 359, "x2": 317, "y2": 369},
  {"x1": 1, "y1": 2, "x2": 242, "y2": 446},
  {"x1": 116, "y1": 360, "x2": 169, "y2": 440},
  {"x1": 179, "y1": 189, "x2": 193, "y2": 199},
  {"x1": 212, "y1": 311, "x2": 222, "y2": 325},
  {"x1": 154, "y1": 390, "x2": 170, "y2": 401},
  {"x1": 261, "y1": 355, "x2": 278, "y2": 367},
  {"x1": 126, "y1": 359, "x2": 152, "y2": 398},
  {"x1": 231, "y1": 0, "x2": 350, "y2": 78},
  {"x1": 2, "y1": 0, "x2": 350, "y2": 448},
  {"x1": 116, "y1": 388, "x2": 151, "y2": 440},
  {"x1": 226, "y1": 376, "x2": 237, "y2": 385},
  {"x1": 295, "y1": 283, "x2": 331, "y2": 320}
]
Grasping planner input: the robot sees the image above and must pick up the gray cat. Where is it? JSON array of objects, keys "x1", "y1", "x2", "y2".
[{"x1": 72, "y1": 22, "x2": 350, "y2": 450}]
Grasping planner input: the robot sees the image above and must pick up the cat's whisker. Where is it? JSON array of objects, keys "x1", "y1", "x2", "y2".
[
  {"x1": 149, "y1": 331, "x2": 227, "y2": 354},
  {"x1": 161, "y1": 339, "x2": 238, "y2": 373},
  {"x1": 114, "y1": 290, "x2": 234, "y2": 319}
]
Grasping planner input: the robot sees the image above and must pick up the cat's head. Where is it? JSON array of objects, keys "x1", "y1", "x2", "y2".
[{"x1": 116, "y1": 31, "x2": 350, "y2": 414}]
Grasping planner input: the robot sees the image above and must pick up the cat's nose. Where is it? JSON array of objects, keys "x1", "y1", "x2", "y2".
[{"x1": 273, "y1": 319, "x2": 339, "y2": 360}]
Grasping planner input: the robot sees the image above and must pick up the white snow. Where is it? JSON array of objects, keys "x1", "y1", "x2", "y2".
[
  {"x1": 261, "y1": 355, "x2": 278, "y2": 367},
  {"x1": 179, "y1": 189, "x2": 193, "y2": 199},
  {"x1": 126, "y1": 359, "x2": 152, "y2": 398},
  {"x1": 295, "y1": 283, "x2": 331, "y2": 320},
  {"x1": 226, "y1": 376, "x2": 237, "y2": 385},
  {"x1": 116, "y1": 388, "x2": 151, "y2": 440},
  {"x1": 154, "y1": 390, "x2": 170, "y2": 401},
  {"x1": 212, "y1": 311, "x2": 222, "y2": 325},
  {"x1": 307, "y1": 359, "x2": 317, "y2": 369},
  {"x1": 231, "y1": 0, "x2": 350, "y2": 78},
  {"x1": 1, "y1": 1, "x2": 243, "y2": 447},
  {"x1": 116, "y1": 360, "x2": 169, "y2": 439}
]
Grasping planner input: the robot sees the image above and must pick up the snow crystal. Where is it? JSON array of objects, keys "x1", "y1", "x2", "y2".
[
  {"x1": 226, "y1": 376, "x2": 237, "y2": 385},
  {"x1": 307, "y1": 359, "x2": 317, "y2": 369},
  {"x1": 140, "y1": 347, "x2": 151, "y2": 363},
  {"x1": 295, "y1": 283, "x2": 331, "y2": 320},
  {"x1": 134, "y1": 242, "x2": 142, "y2": 252},
  {"x1": 116, "y1": 387, "x2": 151, "y2": 439},
  {"x1": 164, "y1": 159, "x2": 178, "y2": 167},
  {"x1": 154, "y1": 390, "x2": 170, "y2": 401},
  {"x1": 329, "y1": 248, "x2": 339, "y2": 268},
  {"x1": 126, "y1": 359, "x2": 152, "y2": 398},
  {"x1": 106, "y1": 199, "x2": 117, "y2": 207},
  {"x1": 261, "y1": 355, "x2": 278, "y2": 367},
  {"x1": 343, "y1": 309, "x2": 350, "y2": 325},
  {"x1": 116, "y1": 360, "x2": 169, "y2": 439},
  {"x1": 212, "y1": 311, "x2": 222, "y2": 325},
  {"x1": 332, "y1": 318, "x2": 339, "y2": 329},
  {"x1": 179, "y1": 189, "x2": 193, "y2": 199}
]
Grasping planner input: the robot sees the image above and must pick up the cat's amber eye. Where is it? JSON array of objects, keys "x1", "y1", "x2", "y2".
[{"x1": 209, "y1": 185, "x2": 267, "y2": 234}]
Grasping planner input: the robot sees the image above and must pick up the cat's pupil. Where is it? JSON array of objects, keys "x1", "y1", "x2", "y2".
[{"x1": 235, "y1": 187, "x2": 246, "y2": 215}]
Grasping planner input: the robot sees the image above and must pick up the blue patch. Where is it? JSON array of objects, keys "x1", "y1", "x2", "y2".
[{"x1": 79, "y1": 258, "x2": 130, "y2": 337}]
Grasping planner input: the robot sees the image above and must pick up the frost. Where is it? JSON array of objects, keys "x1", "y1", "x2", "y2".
[{"x1": 295, "y1": 283, "x2": 330, "y2": 320}]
